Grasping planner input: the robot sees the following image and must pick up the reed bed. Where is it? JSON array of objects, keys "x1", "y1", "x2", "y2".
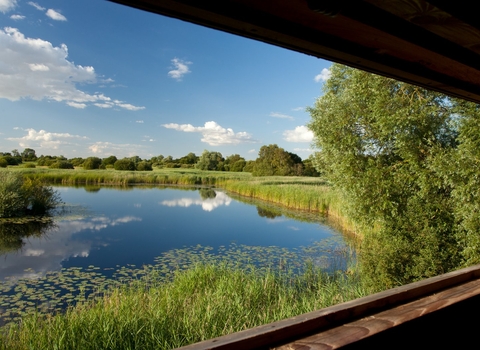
[{"x1": 0, "y1": 262, "x2": 369, "y2": 350}]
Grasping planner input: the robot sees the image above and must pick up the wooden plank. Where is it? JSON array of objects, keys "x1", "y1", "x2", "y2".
[
  {"x1": 275, "y1": 278, "x2": 480, "y2": 349},
  {"x1": 176, "y1": 264, "x2": 480, "y2": 350}
]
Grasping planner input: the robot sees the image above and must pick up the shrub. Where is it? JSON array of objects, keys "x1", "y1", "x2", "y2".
[
  {"x1": 49, "y1": 161, "x2": 74, "y2": 169},
  {"x1": 0, "y1": 171, "x2": 61, "y2": 217},
  {"x1": 83, "y1": 157, "x2": 102, "y2": 170},
  {"x1": 114, "y1": 159, "x2": 136, "y2": 171},
  {"x1": 0, "y1": 158, "x2": 7, "y2": 168},
  {"x1": 136, "y1": 161, "x2": 153, "y2": 171},
  {"x1": 23, "y1": 163, "x2": 36, "y2": 168}
]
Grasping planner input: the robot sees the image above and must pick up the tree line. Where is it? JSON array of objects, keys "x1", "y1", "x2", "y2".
[{"x1": 0, "y1": 146, "x2": 319, "y2": 176}]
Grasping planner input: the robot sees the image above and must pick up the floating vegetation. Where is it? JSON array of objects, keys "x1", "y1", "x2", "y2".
[{"x1": 0, "y1": 240, "x2": 352, "y2": 327}]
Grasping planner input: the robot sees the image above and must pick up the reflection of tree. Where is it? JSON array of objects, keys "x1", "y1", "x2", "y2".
[
  {"x1": 84, "y1": 186, "x2": 101, "y2": 193},
  {"x1": 199, "y1": 188, "x2": 216, "y2": 200},
  {"x1": 256, "y1": 207, "x2": 282, "y2": 219},
  {"x1": 0, "y1": 218, "x2": 56, "y2": 255}
]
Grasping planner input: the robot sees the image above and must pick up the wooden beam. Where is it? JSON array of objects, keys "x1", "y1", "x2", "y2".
[{"x1": 176, "y1": 264, "x2": 480, "y2": 350}]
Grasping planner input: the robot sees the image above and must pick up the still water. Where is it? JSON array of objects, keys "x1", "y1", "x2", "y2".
[{"x1": 1, "y1": 186, "x2": 345, "y2": 281}]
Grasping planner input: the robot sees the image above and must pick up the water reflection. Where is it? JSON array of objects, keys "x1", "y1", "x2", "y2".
[
  {"x1": 161, "y1": 190, "x2": 232, "y2": 212},
  {"x1": 0, "y1": 215, "x2": 141, "y2": 281}
]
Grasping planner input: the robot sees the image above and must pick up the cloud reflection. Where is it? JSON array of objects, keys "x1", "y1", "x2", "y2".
[
  {"x1": 160, "y1": 191, "x2": 232, "y2": 212},
  {"x1": 0, "y1": 215, "x2": 141, "y2": 281}
]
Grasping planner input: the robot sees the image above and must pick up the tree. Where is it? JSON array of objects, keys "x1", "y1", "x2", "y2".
[
  {"x1": 83, "y1": 157, "x2": 102, "y2": 170},
  {"x1": 224, "y1": 154, "x2": 246, "y2": 172},
  {"x1": 136, "y1": 161, "x2": 153, "y2": 171},
  {"x1": 308, "y1": 64, "x2": 461, "y2": 286},
  {"x1": 252, "y1": 145, "x2": 303, "y2": 176},
  {"x1": 21, "y1": 148, "x2": 37, "y2": 161},
  {"x1": 102, "y1": 155, "x2": 117, "y2": 167},
  {"x1": 114, "y1": 159, "x2": 136, "y2": 171},
  {"x1": 195, "y1": 150, "x2": 224, "y2": 171}
]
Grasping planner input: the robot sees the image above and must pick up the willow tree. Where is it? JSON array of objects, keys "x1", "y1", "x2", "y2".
[{"x1": 308, "y1": 64, "x2": 461, "y2": 287}]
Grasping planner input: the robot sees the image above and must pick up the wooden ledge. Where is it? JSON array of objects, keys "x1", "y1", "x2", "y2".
[{"x1": 177, "y1": 264, "x2": 480, "y2": 350}]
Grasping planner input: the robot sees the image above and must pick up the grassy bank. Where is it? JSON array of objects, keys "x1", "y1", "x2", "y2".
[{"x1": 0, "y1": 262, "x2": 369, "y2": 350}]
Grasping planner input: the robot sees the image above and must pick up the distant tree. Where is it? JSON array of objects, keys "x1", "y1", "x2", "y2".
[
  {"x1": 21, "y1": 148, "x2": 37, "y2": 161},
  {"x1": 243, "y1": 160, "x2": 255, "y2": 172},
  {"x1": 252, "y1": 145, "x2": 303, "y2": 176},
  {"x1": 49, "y1": 160, "x2": 74, "y2": 169},
  {"x1": 302, "y1": 155, "x2": 320, "y2": 177},
  {"x1": 136, "y1": 161, "x2": 153, "y2": 171},
  {"x1": 37, "y1": 156, "x2": 56, "y2": 167},
  {"x1": 114, "y1": 159, "x2": 136, "y2": 171},
  {"x1": 11, "y1": 149, "x2": 20, "y2": 157},
  {"x1": 195, "y1": 150, "x2": 224, "y2": 171},
  {"x1": 69, "y1": 157, "x2": 85, "y2": 167},
  {"x1": 1, "y1": 155, "x2": 19, "y2": 166},
  {"x1": 102, "y1": 155, "x2": 117, "y2": 167},
  {"x1": 224, "y1": 154, "x2": 246, "y2": 172},
  {"x1": 129, "y1": 156, "x2": 142, "y2": 164},
  {"x1": 178, "y1": 152, "x2": 198, "y2": 165},
  {"x1": 83, "y1": 157, "x2": 102, "y2": 170}
]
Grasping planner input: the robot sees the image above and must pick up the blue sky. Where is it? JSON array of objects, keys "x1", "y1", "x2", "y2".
[{"x1": 0, "y1": 0, "x2": 332, "y2": 160}]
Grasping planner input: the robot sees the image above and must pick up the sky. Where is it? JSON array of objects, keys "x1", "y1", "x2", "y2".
[{"x1": 0, "y1": 0, "x2": 332, "y2": 160}]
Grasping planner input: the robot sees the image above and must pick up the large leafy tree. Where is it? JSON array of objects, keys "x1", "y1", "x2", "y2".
[
  {"x1": 195, "y1": 150, "x2": 224, "y2": 171},
  {"x1": 308, "y1": 64, "x2": 462, "y2": 287},
  {"x1": 252, "y1": 144, "x2": 303, "y2": 176}
]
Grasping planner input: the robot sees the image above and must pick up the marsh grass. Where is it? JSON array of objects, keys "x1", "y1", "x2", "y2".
[{"x1": 0, "y1": 254, "x2": 367, "y2": 350}]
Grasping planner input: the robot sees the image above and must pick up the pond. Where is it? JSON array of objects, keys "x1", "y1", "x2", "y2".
[{"x1": 0, "y1": 186, "x2": 349, "y2": 324}]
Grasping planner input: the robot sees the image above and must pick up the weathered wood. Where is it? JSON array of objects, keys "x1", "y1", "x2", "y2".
[
  {"x1": 275, "y1": 278, "x2": 480, "y2": 349},
  {"x1": 176, "y1": 264, "x2": 480, "y2": 350}
]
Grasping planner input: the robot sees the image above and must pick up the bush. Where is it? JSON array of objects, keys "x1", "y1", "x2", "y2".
[
  {"x1": 0, "y1": 158, "x2": 7, "y2": 168},
  {"x1": 136, "y1": 161, "x2": 153, "y2": 171},
  {"x1": 114, "y1": 159, "x2": 136, "y2": 171},
  {"x1": 23, "y1": 163, "x2": 36, "y2": 168},
  {"x1": 49, "y1": 161, "x2": 74, "y2": 169},
  {"x1": 83, "y1": 157, "x2": 102, "y2": 170},
  {"x1": 0, "y1": 171, "x2": 61, "y2": 217}
]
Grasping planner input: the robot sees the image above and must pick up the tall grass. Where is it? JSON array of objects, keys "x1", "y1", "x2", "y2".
[{"x1": 0, "y1": 263, "x2": 370, "y2": 350}]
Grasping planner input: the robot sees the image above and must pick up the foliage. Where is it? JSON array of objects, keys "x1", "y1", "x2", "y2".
[
  {"x1": 22, "y1": 163, "x2": 36, "y2": 168},
  {"x1": 224, "y1": 154, "x2": 246, "y2": 172},
  {"x1": 0, "y1": 155, "x2": 20, "y2": 166},
  {"x1": 0, "y1": 158, "x2": 7, "y2": 168},
  {"x1": 83, "y1": 157, "x2": 102, "y2": 170},
  {"x1": 21, "y1": 148, "x2": 37, "y2": 161},
  {"x1": 49, "y1": 160, "x2": 74, "y2": 169},
  {"x1": 114, "y1": 159, "x2": 136, "y2": 171},
  {"x1": 136, "y1": 161, "x2": 153, "y2": 171},
  {"x1": 0, "y1": 171, "x2": 61, "y2": 218},
  {"x1": 195, "y1": 150, "x2": 225, "y2": 171},
  {"x1": 307, "y1": 63, "x2": 465, "y2": 287},
  {"x1": 252, "y1": 144, "x2": 303, "y2": 176},
  {"x1": 102, "y1": 155, "x2": 118, "y2": 167}
]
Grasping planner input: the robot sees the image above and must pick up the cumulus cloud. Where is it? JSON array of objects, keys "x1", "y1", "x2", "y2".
[
  {"x1": 28, "y1": 1, "x2": 45, "y2": 11},
  {"x1": 7, "y1": 128, "x2": 88, "y2": 149},
  {"x1": 314, "y1": 68, "x2": 331, "y2": 82},
  {"x1": 168, "y1": 58, "x2": 191, "y2": 81},
  {"x1": 88, "y1": 141, "x2": 145, "y2": 157},
  {"x1": 0, "y1": 0, "x2": 17, "y2": 13},
  {"x1": 283, "y1": 125, "x2": 314, "y2": 143},
  {"x1": 163, "y1": 121, "x2": 257, "y2": 146},
  {"x1": 46, "y1": 8, "x2": 66, "y2": 21},
  {"x1": 270, "y1": 112, "x2": 294, "y2": 120},
  {"x1": 10, "y1": 14, "x2": 24, "y2": 20},
  {"x1": 0, "y1": 27, "x2": 144, "y2": 110}
]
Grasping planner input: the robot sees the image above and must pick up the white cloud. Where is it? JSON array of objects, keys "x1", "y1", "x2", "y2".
[
  {"x1": 248, "y1": 149, "x2": 256, "y2": 154},
  {"x1": 28, "y1": 1, "x2": 45, "y2": 11},
  {"x1": 46, "y1": 9, "x2": 66, "y2": 21},
  {"x1": 163, "y1": 121, "x2": 257, "y2": 146},
  {"x1": 88, "y1": 141, "x2": 145, "y2": 157},
  {"x1": 293, "y1": 147, "x2": 312, "y2": 153},
  {"x1": 0, "y1": 0, "x2": 17, "y2": 13},
  {"x1": 168, "y1": 58, "x2": 191, "y2": 81},
  {"x1": 135, "y1": 120, "x2": 144, "y2": 124},
  {"x1": 269, "y1": 112, "x2": 294, "y2": 120},
  {"x1": 314, "y1": 68, "x2": 331, "y2": 82},
  {"x1": 292, "y1": 107, "x2": 304, "y2": 112},
  {"x1": 283, "y1": 125, "x2": 314, "y2": 143},
  {"x1": 66, "y1": 101, "x2": 87, "y2": 109},
  {"x1": 117, "y1": 103, "x2": 145, "y2": 111},
  {"x1": 0, "y1": 27, "x2": 144, "y2": 111},
  {"x1": 10, "y1": 14, "x2": 24, "y2": 20},
  {"x1": 7, "y1": 128, "x2": 88, "y2": 149}
]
